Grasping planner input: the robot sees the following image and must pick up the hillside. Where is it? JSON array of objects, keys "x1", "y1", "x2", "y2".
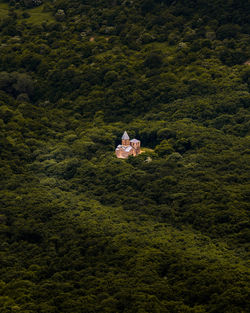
[{"x1": 0, "y1": 0, "x2": 249, "y2": 312}]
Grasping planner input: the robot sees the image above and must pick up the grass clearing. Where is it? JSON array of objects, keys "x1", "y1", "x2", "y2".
[
  {"x1": 144, "y1": 41, "x2": 177, "y2": 54},
  {"x1": 0, "y1": 2, "x2": 9, "y2": 18},
  {"x1": 141, "y1": 147, "x2": 155, "y2": 153},
  {"x1": 0, "y1": 3, "x2": 54, "y2": 24},
  {"x1": 25, "y1": 4, "x2": 54, "y2": 25}
]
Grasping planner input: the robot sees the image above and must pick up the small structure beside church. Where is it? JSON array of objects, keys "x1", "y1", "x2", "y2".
[{"x1": 115, "y1": 131, "x2": 141, "y2": 159}]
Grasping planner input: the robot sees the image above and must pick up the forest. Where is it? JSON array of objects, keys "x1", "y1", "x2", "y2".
[{"x1": 0, "y1": 0, "x2": 249, "y2": 312}]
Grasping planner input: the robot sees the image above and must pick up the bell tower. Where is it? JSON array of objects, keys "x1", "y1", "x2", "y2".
[{"x1": 122, "y1": 131, "x2": 130, "y2": 146}]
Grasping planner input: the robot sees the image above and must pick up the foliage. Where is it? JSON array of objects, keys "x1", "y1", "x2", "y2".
[{"x1": 0, "y1": 0, "x2": 249, "y2": 312}]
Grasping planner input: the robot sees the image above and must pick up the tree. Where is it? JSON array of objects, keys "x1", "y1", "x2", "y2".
[{"x1": 144, "y1": 52, "x2": 163, "y2": 69}]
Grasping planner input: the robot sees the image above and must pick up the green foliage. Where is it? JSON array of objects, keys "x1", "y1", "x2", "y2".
[{"x1": 0, "y1": 0, "x2": 249, "y2": 312}]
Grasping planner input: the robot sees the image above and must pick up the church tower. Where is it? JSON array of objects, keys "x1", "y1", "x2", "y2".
[
  {"x1": 115, "y1": 131, "x2": 141, "y2": 158},
  {"x1": 122, "y1": 131, "x2": 130, "y2": 146}
]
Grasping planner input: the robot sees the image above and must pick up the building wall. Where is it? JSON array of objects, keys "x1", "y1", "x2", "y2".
[
  {"x1": 131, "y1": 142, "x2": 141, "y2": 155},
  {"x1": 122, "y1": 139, "x2": 130, "y2": 146},
  {"x1": 116, "y1": 148, "x2": 134, "y2": 159}
]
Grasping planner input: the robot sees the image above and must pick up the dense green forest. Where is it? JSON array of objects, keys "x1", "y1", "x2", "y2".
[{"x1": 0, "y1": 0, "x2": 249, "y2": 312}]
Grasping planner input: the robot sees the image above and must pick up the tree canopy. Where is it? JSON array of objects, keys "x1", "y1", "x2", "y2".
[{"x1": 0, "y1": 0, "x2": 249, "y2": 312}]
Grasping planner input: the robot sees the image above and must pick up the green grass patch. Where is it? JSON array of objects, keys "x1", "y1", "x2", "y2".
[
  {"x1": 144, "y1": 41, "x2": 177, "y2": 54},
  {"x1": 24, "y1": 4, "x2": 54, "y2": 25},
  {"x1": 0, "y1": 3, "x2": 54, "y2": 25},
  {"x1": 0, "y1": 2, "x2": 9, "y2": 18},
  {"x1": 141, "y1": 147, "x2": 154, "y2": 153}
]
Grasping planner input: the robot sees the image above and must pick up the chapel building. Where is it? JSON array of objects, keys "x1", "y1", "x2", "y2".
[{"x1": 115, "y1": 131, "x2": 141, "y2": 158}]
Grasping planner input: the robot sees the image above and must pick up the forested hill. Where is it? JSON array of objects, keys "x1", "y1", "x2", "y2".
[{"x1": 0, "y1": 0, "x2": 250, "y2": 312}]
